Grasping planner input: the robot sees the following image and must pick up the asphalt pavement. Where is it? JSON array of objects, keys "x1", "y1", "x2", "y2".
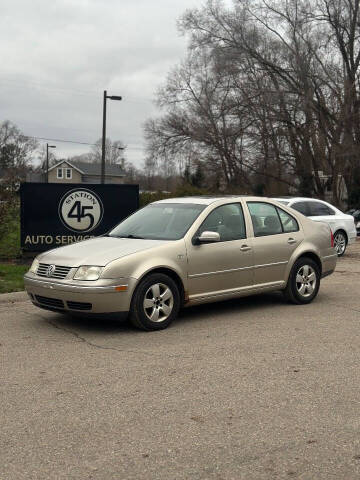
[{"x1": 1, "y1": 242, "x2": 360, "y2": 479}]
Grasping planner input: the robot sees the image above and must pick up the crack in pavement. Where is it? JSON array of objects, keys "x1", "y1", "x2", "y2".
[
  {"x1": 19, "y1": 310, "x2": 191, "y2": 360},
  {"x1": 45, "y1": 318, "x2": 132, "y2": 354}
]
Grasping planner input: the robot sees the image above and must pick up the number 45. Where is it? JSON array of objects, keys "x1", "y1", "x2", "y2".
[{"x1": 68, "y1": 201, "x2": 94, "y2": 229}]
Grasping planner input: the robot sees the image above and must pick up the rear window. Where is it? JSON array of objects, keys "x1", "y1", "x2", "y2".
[
  {"x1": 247, "y1": 202, "x2": 299, "y2": 236},
  {"x1": 308, "y1": 201, "x2": 335, "y2": 216},
  {"x1": 291, "y1": 202, "x2": 309, "y2": 216}
]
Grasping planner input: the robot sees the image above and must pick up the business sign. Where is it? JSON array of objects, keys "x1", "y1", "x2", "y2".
[
  {"x1": 58, "y1": 189, "x2": 104, "y2": 232},
  {"x1": 20, "y1": 183, "x2": 139, "y2": 252}
]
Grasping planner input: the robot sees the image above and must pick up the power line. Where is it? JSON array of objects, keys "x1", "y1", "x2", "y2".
[
  {"x1": 26, "y1": 135, "x2": 97, "y2": 146},
  {"x1": 26, "y1": 135, "x2": 145, "y2": 150}
]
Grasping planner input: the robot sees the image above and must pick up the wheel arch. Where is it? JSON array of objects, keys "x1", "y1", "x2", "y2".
[
  {"x1": 135, "y1": 267, "x2": 186, "y2": 305},
  {"x1": 293, "y1": 251, "x2": 322, "y2": 277},
  {"x1": 283, "y1": 251, "x2": 322, "y2": 304}
]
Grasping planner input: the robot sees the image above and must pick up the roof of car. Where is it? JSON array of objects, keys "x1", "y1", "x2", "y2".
[
  {"x1": 153, "y1": 195, "x2": 273, "y2": 205},
  {"x1": 273, "y1": 197, "x2": 326, "y2": 202}
]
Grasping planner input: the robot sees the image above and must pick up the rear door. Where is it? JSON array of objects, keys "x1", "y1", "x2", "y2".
[{"x1": 246, "y1": 201, "x2": 304, "y2": 285}]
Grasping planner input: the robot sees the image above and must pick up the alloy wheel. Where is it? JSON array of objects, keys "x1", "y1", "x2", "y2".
[
  {"x1": 334, "y1": 232, "x2": 346, "y2": 256},
  {"x1": 143, "y1": 282, "x2": 174, "y2": 323},
  {"x1": 295, "y1": 265, "x2": 317, "y2": 298}
]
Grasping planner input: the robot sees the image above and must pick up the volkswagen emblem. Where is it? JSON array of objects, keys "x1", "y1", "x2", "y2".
[{"x1": 46, "y1": 264, "x2": 56, "y2": 277}]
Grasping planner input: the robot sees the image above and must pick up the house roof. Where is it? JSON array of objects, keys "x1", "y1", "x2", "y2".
[
  {"x1": 48, "y1": 160, "x2": 84, "y2": 174},
  {"x1": 48, "y1": 160, "x2": 126, "y2": 177}
]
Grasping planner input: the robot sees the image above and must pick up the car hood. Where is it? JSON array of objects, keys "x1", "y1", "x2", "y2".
[{"x1": 37, "y1": 236, "x2": 169, "y2": 267}]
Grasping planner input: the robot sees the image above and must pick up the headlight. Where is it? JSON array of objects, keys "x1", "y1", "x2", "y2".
[
  {"x1": 29, "y1": 258, "x2": 39, "y2": 273},
  {"x1": 74, "y1": 266, "x2": 103, "y2": 281}
]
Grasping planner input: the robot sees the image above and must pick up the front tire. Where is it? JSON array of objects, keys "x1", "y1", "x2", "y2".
[
  {"x1": 284, "y1": 257, "x2": 320, "y2": 305},
  {"x1": 333, "y1": 230, "x2": 347, "y2": 256},
  {"x1": 129, "y1": 273, "x2": 180, "y2": 331}
]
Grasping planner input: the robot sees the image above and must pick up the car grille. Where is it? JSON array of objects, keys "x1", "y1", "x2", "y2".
[
  {"x1": 67, "y1": 301, "x2": 92, "y2": 311},
  {"x1": 35, "y1": 295, "x2": 64, "y2": 309},
  {"x1": 36, "y1": 263, "x2": 72, "y2": 279}
]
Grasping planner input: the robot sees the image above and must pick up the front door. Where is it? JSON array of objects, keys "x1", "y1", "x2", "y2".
[{"x1": 185, "y1": 203, "x2": 254, "y2": 300}]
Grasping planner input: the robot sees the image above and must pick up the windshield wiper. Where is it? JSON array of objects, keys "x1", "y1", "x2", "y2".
[
  {"x1": 111, "y1": 234, "x2": 144, "y2": 239},
  {"x1": 126, "y1": 234, "x2": 144, "y2": 239}
]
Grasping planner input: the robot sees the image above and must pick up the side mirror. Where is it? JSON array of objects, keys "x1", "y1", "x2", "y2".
[{"x1": 197, "y1": 231, "x2": 220, "y2": 243}]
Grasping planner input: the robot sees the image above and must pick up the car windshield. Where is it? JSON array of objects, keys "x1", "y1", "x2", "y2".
[{"x1": 108, "y1": 203, "x2": 206, "y2": 240}]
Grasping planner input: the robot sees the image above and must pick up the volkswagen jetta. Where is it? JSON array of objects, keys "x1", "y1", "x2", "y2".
[{"x1": 24, "y1": 196, "x2": 337, "y2": 330}]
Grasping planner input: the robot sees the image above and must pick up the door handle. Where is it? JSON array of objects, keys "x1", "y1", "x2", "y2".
[
  {"x1": 240, "y1": 245, "x2": 252, "y2": 252},
  {"x1": 287, "y1": 238, "x2": 297, "y2": 244}
]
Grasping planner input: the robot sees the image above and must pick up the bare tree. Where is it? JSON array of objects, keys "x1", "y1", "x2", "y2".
[
  {"x1": 145, "y1": 46, "x2": 258, "y2": 192},
  {"x1": 90, "y1": 138, "x2": 126, "y2": 166},
  {"x1": 143, "y1": 0, "x2": 360, "y2": 203},
  {"x1": 0, "y1": 120, "x2": 38, "y2": 193},
  {"x1": 179, "y1": 0, "x2": 360, "y2": 202}
]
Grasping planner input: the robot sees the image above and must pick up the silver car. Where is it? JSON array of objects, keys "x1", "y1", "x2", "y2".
[{"x1": 24, "y1": 196, "x2": 337, "y2": 330}]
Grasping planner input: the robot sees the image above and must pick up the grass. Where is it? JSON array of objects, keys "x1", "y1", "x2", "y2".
[{"x1": 0, "y1": 264, "x2": 29, "y2": 294}]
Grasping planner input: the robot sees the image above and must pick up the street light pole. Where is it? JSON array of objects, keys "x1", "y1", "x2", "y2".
[
  {"x1": 101, "y1": 90, "x2": 122, "y2": 184},
  {"x1": 101, "y1": 90, "x2": 107, "y2": 184},
  {"x1": 46, "y1": 143, "x2": 56, "y2": 183}
]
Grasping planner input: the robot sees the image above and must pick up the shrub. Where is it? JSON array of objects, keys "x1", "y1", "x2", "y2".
[
  {"x1": 139, "y1": 191, "x2": 172, "y2": 207},
  {"x1": 139, "y1": 185, "x2": 208, "y2": 207},
  {"x1": 0, "y1": 201, "x2": 21, "y2": 259}
]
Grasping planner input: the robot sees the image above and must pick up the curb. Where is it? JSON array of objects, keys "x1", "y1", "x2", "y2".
[{"x1": 0, "y1": 291, "x2": 29, "y2": 304}]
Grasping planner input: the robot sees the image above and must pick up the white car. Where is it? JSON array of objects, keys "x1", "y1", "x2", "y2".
[{"x1": 274, "y1": 197, "x2": 357, "y2": 256}]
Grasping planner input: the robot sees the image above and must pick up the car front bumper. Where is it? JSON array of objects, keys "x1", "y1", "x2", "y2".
[{"x1": 24, "y1": 274, "x2": 137, "y2": 315}]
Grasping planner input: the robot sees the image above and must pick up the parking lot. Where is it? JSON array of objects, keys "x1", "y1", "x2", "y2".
[{"x1": 1, "y1": 241, "x2": 360, "y2": 480}]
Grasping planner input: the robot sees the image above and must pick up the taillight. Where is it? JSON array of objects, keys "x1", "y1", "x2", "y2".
[{"x1": 330, "y1": 229, "x2": 334, "y2": 248}]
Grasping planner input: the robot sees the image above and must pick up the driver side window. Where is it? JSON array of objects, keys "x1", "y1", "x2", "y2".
[{"x1": 198, "y1": 203, "x2": 246, "y2": 242}]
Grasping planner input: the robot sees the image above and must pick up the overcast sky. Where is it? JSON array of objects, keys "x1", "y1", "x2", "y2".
[{"x1": 0, "y1": 0, "x2": 231, "y2": 168}]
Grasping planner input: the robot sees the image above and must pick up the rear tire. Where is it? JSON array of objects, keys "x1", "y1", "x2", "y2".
[
  {"x1": 129, "y1": 273, "x2": 180, "y2": 331},
  {"x1": 284, "y1": 257, "x2": 320, "y2": 305}
]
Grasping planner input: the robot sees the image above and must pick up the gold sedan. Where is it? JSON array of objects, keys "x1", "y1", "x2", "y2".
[{"x1": 24, "y1": 196, "x2": 337, "y2": 331}]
